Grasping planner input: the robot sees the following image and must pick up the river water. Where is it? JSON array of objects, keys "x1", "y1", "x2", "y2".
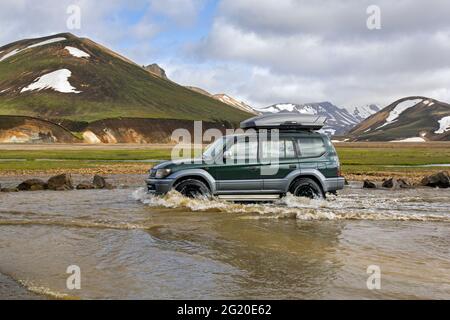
[{"x1": 0, "y1": 175, "x2": 449, "y2": 299}]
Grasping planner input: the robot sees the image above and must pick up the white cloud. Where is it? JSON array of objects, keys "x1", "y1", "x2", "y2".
[
  {"x1": 1, "y1": 0, "x2": 450, "y2": 109},
  {"x1": 175, "y1": 0, "x2": 450, "y2": 108}
]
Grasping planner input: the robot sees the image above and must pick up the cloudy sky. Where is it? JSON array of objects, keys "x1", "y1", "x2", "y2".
[{"x1": 1, "y1": 0, "x2": 450, "y2": 110}]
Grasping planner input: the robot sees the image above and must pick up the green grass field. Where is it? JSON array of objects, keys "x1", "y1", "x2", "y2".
[{"x1": 0, "y1": 144, "x2": 449, "y2": 178}]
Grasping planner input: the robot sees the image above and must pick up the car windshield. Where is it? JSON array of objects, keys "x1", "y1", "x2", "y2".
[{"x1": 202, "y1": 137, "x2": 226, "y2": 159}]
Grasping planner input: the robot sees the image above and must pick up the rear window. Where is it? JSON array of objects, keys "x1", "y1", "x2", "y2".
[{"x1": 296, "y1": 137, "x2": 326, "y2": 158}]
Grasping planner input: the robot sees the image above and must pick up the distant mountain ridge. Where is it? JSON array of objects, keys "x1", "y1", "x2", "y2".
[{"x1": 258, "y1": 102, "x2": 379, "y2": 135}]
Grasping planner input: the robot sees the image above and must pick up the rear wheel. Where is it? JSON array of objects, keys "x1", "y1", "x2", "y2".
[
  {"x1": 289, "y1": 178, "x2": 325, "y2": 199},
  {"x1": 173, "y1": 179, "x2": 211, "y2": 199}
]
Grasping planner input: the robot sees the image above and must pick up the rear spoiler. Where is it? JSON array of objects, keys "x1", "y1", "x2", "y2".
[{"x1": 240, "y1": 113, "x2": 327, "y2": 130}]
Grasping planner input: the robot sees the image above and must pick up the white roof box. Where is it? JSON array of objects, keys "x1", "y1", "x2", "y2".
[{"x1": 240, "y1": 113, "x2": 327, "y2": 130}]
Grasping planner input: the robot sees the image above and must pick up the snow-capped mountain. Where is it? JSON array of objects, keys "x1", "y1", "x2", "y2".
[
  {"x1": 186, "y1": 87, "x2": 259, "y2": 115},
  {"x1": 259, "y1": 102, "x2": 363, "y2": 135},
  {"x1": 348, "y1": 104, "x2": 380, "y2": 122},
  {"x1": 212, "y1": 94, "x2": 258, "y2": 115},
  {"x1": 349, "y1": 96, "x2": 450, "y2": 141}
]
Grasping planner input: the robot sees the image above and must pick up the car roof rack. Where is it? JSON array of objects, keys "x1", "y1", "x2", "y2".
[{"x1": 240, "y1": 113, "x2": 327, "y2": 130}]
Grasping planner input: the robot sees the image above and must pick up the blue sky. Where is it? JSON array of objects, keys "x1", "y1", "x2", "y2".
[
  {"x1": 1, "y1": 0, "x2": 450, "y2": 109},
  {"x1": 111, "y1": 0, "x2": 219, "y2": 63}
]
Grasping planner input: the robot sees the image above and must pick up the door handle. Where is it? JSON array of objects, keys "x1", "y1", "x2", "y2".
[{"x1": 289, "y1": 164, "x2": 297, "y2": 169}]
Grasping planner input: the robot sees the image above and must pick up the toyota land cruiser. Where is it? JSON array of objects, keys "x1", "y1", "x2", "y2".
[{"x1": 146, "y1": 114, "x2": 345, "y2": 200}]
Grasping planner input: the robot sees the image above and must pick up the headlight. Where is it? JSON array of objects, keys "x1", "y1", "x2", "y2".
[{"x1": 155, "y1": 168, "x2": 172, "y2": 179}]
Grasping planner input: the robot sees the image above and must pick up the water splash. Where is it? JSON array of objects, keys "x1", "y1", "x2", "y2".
[
  {"x1": 132, "y1": 188, "x2": 450, "y2": 222},
  {"x1": 17, "y1": 280, "x2": 78, "y2": 300}
]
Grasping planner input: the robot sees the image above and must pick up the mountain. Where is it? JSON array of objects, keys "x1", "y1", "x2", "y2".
[
  {"x1": 348, "y1": 104, "x2": 380, "y2": 122},
  {"x1": 259, "y1": 102, "x2": 362, "y2": 135},
  {"x1": 212, "y1": 94, "x2": 258, "y2": 115},
  {"x1": 185, "y1": 86, "x2": 213, "y2": 97},
  {"x1": 185, "y1": 87, "x2": 258, "y2": 115},
  {"x1": 348, "y1": 96, "x2": 450, "y2": 141},
  {"x1": 144, "y1": 63, "x2": 168, "y2": 80},
  {"x1": 0, "y1": 33, "x2": 252, "y2": 124}
]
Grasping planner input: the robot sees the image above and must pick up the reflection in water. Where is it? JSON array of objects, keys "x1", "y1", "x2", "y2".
[{"x1": 0, "y1": 182, "x2": 449, "y2": 299}]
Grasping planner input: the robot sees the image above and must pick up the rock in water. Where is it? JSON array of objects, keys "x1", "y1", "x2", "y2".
[
  {"x1": 104, "y1": 182, "x2": 115, "y2": 190},
  {"x1": 17, "y1": 179, "x2": 47, "y2": 191},
  {"x1": 47, "y1": 174, "x2": 74, "y2": 191},
  {"x1": 76, "y1": 181, "x2": 96, "y2": 190},
  {"x1": 421, "y1": 171, "x2": 450, "y2": 188},
  {"x1": 1, "y1": 187, "x2": 19, "y2": 192},
  {"x1": 363, "y1": 180, "x2": 377, "y2": 189},
  {"x1": 382, "y1": 178, "x2": 410, "y2": 189},
  {"x1": 93, "y1": 175, "x2": 107, "y2": 189}
]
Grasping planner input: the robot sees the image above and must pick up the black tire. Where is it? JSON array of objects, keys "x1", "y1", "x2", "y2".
[
  {"x1": 289, "y1": 178, "x2": 325, "y2": 199},
  {"x1": 173, "y1": 179, "x2": 211, "y2": 199}
]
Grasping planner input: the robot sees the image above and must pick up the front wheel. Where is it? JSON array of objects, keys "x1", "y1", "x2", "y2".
[
  {"x1": 289, "y1": 178, "x2": 325, "y2": 199},
  {"x1": 173, "y1": 179, "x2": 211, "y2": 199}
]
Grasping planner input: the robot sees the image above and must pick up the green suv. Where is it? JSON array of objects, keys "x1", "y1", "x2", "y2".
[{"x1": 147, "y1": 114, "x2": 345, "y2": 200}]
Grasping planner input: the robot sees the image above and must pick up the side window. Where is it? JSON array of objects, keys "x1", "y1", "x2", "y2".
[
  {"x1": 261, "y1": 139, "x2": 297, "y2": 160},
  {"x1": 297, "y1": 137, "x2": 326, "y2": 158},
  {"x1": 226, "y1": 137, "x2": 258, "y2": 162}
]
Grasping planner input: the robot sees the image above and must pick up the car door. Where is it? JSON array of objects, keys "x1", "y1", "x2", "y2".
[
  {"x1": 261, "y1": 136, "x2": 299, "y2": 192},
  {"x1": 209, "y1": 135, "x2": 263, "y2": 193}
]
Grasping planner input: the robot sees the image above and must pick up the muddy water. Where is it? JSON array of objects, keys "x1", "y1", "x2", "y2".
[{"x1": 0, "y1": 176, "x2": 449, "y2": 299}]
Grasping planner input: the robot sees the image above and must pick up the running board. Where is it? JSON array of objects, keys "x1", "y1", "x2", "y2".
[{"x1": 217, "y1": 194, "x2": 281, "y2": 201}]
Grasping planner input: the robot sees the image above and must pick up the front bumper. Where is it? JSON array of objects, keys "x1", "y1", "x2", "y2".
[
  {"x1": 146, "y1": 178, "x2": 175, "y2": 195},
  {"x1": 323, "y1": 177, "x2": 345, "y2": 192}
]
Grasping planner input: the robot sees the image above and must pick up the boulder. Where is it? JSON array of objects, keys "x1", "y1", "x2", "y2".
[
  {"x1": 104, "y1": 182, "x2": 115, "y2": 190},
  {"x1": 421, "y1": 171, "x2": 450, "y2": 188},
  {"x1": 93, "y1": 175, "x2": 114, "y2": 189},
  {"x1": 76, "y1": 181, "x2": 96, "y2": 190},
  {"x1": 93, "y1": 175, "x2": 107, "y2": 189},
  {"x1": 47, "y1": 174, "x2": 74, "y2": 191},
  {"x1": 1, "y1": 187, "x2": 19, "y2": 192},
  {"x1": 363, "y1": 180, "x2": 377, "y2": 189},
  {"x1": 382, "y1": 178, "x2": 410, "y2": 189},
  {"x1": 17, "y1": 179, "x2": 47, "y2": 191}
]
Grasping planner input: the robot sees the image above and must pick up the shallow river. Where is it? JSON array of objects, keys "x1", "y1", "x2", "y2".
[{"x1": 0, "y1": 176, "x2": 449, "y2": 299}]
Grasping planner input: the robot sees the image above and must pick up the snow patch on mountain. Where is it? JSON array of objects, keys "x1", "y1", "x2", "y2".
[
  {"x1": 0, "y1": 37, "x2": 66, "y2": 62},
  {"x1": 21, "y1": 69, "x2": 81, "y2": 94},
  {"x1": 435, "y1": 116, "x2": 450, "y2": 134},
  {"x1": 0, "y1": 49, "x2": 22, "y2": 62},
  {"x1": 377, "y1": 99, "x2": 423, "y2": 129},
  {"x1": 27, "y1": 37, "x2": 66, "y2": 49},
  {"x1": 213, "y1": 94, "x2": 257, "y2": 114},
  {"x1": 65, "y1": 46, "x2": 90, "y2": 58},
  {"x1": 391, "y1": 137, "x2": 426, "y2": 142}
]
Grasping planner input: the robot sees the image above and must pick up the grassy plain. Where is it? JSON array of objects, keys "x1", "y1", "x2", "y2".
[{"x1": 0, "y1": 142, "x2": 449, "y2": 182}]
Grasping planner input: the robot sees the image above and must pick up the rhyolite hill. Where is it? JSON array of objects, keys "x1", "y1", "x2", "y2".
[
  {"x1": 0, "y1": 33, "x2": 254, "y2": 143},
  {"x1": 348, "y1": 96, "x2": 450, "y2": 141}
]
